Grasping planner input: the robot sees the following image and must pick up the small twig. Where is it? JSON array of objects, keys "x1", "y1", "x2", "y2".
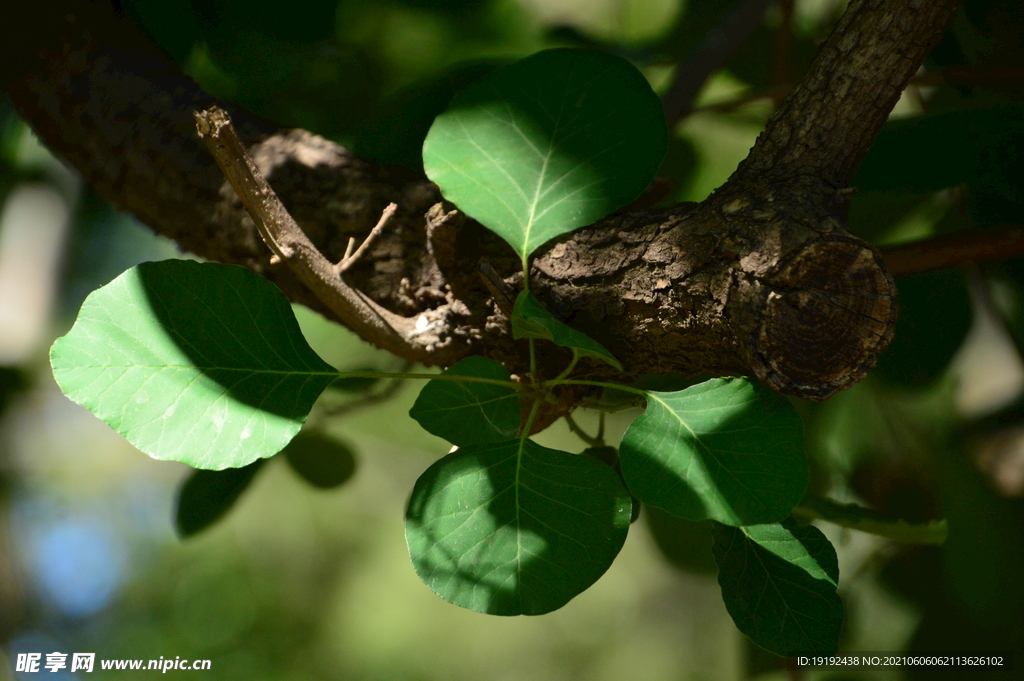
[
  {"x1": 335, "y1": 202, "x2": 397, "y2": 274},
  {"x1": 193, "y1": 106, "x2": 456, "y2": 366},
  {"x1": 564, "y1": 412, "x2": 601, "y2": 447},
  {"x1": 477, "y1": 259, "x2": 516, "y2": 317},
  {"x1": 769, "y1": 0, "x2": 796, "y2": 99},
  {"x1": 881, "y1": 223, "x2": 1024, "y2": 278},
  {"x1": 316, "y1": 362, "x2": 412, "y2": 421},
  {"x1": 662, "y1": 0, "x2": 774, "y2": 128}
]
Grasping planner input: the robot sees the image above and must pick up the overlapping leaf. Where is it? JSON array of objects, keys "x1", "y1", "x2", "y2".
[
  {"x1": 409, "y1": 356, "x2": 520, "y2": 446},
  {"x1": 283, "y1": 430, "x2": 357, "y2": 489},
  {"x1": 422, "y1": 48, "x2": 667, "y2": 260},
  {"x1": 406, "y1": 438, "x2": 632, "y2": 615},
  {"x1": 712, "y1": 519, "x2": 844, "y2": 656},
  {"x1": 619, "y1": 378, "x2": 807, "y2": 526},
  {"x1": 50, "y1": 260, "x2": 337, "y2": 469},
  {"x1": 511, "y1": 291, "x2": 622, "y2": 369},
  {"x1": 175, "y1": 460, "x2": 265, "y2": 538}
]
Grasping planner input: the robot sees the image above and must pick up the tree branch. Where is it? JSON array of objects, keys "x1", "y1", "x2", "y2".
[
  {"x1": 661, "y1": 0, "x2": 774, "y2": 128},
  {"x1": 881, "y1": 224, "x2": 1024, "y2": 278},
  {"x1": 193, "y1": 106, "x2": 454, "y2": 365},
  {"x1": 0, "y1": 0, "x2": 961, "y2": 401}
]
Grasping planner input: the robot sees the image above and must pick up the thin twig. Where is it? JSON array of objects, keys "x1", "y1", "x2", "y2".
[
  {"x1": 662, "y1": 0, "x2": 774, "y2": 128},
  {"x1": 564, "y1": 412, "x2": 601, "y2": 447},
  {"x1": 317, "y1": 362, "x2": 412, "y2": 420},
  {"x1": 881, "y1": 223, "x2": 1024, "y2": 278},
  {"x1": 477, "y1": 259, "x2": 516, "y2": 317},
  {"x1": 193, "y1": 106, "x2": 457, "y2": 366},
  {"x1": 336, "y1": 202, "x2": 397, "y2": 274}
]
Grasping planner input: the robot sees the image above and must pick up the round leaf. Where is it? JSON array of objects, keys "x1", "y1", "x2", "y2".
[
  {"x1": 406, "y1": 438, "x2": 632, "y2": 615},
  {"x1": 50, "y1": 260, "x2": 337, "y2": 470},
  {"x1": 423, "y1": 48, "x2": 667, "y2": 260},
  {"x1": 175, "y1": 460, "x2": 265, "y2": 538},
  {"x1": 712, "y1": 519, "x2": 844, "y2": 656},
  {"x1": 409, "y1": 356, "x2": 521, "y2": 446},
  {"x1": 283, "y1": 430, "x2": 357, "y2": 489},
  {"x1": 619, "y1": 378, "x2": 807, "y2": 526}
]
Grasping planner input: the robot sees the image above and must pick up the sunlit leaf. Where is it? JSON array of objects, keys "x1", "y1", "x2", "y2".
[
  {"x1": 175, "y1": 461, "x2": 265, "y2": 538},
  {"x1": 712, "y1": 519, "x2": 843, "y2": 656},
  {"x1": 283, "y1": 430, "x2": 357, "y2": 489},
  {"x1": 511, "y1": 291, "x2": 622, "y2": 369},
  {"x1": 619, "y1": 378, "x2": 807, "y2": 526},
  {"x1": 50, "y1": 260, "x2": 337, "y2": 470},
  {"x1": 423, "y1": 48, "x2": 667, "y2": 260},
  {"x1": 406, "y1": 438, "x2": 632, "y2": 615},
  {"x1": 409, "y1": 356, "x2": 521, "y2": 446}
]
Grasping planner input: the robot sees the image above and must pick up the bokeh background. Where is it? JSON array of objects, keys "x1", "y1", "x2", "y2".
[{"x1": 2, "y1": 0, "x2": 1024, "y2": 678}]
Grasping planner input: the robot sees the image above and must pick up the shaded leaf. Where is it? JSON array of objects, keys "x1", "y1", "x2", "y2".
[
  {"x1": 645, "y1": 508, "x2": 718, "y2": 574},
  {"x1": 712, "y1": 519, "x2": 843, "y2": 657},
  {"x1": 423, "y1": 48, "x2": 667, "y2": 260},
  {"x1": 406, "y1": 438, "x2": 632, "y2": 615},
  {"x1": 619, "y1": 378, "x2": 807, "y2": 526},
  {"x1": 50, "y1": 260, "x2": 337, "y2": 469},
  {"x1": 795, "y1": 495, "x2": 948, "y2": 545},
  {"x1": 873, "y1": 269, "x2": 972, "y2": 387},
  {"x1": 175, "y1": 460, "x2": 265, "y2": 538},
  {"x1": 283, "y1": 430, "x2": 357, "y2": 489},
  {"x1": 409, "y1": 356, "x2": 521, "y2": 446},
  {"x1": 511, "y1": 291, "x2": 622, "y2": 369}
]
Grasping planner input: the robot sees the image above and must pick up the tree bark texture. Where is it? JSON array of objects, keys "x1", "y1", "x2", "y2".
[{"x1": 1, "y1": 0, "x2": 960, "y2": 401}]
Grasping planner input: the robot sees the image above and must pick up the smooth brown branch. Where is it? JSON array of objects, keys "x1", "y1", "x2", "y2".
[
  {"x1": 193, "y1": 106, "x2": 459, "y2": 366},
  {"x1": 335, "y1": 202, "x2": 397, "y2": 275},
  {"x1": 882, "y1": 224, "x2": 1024, "y2": 278}
]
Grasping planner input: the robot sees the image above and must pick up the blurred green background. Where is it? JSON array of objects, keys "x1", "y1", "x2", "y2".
[{"x1": 2, "y1": 0, "x2": 1024, "y2": 678}]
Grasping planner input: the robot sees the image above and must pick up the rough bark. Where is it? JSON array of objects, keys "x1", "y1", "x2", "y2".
[{"x1": 1, "y1": 0, "x2": 961, "y2": 401}]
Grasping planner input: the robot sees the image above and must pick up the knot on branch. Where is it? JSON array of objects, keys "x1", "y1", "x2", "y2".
[{"x1": 751, "y1": 237, "x2": 896, "y2": 400}]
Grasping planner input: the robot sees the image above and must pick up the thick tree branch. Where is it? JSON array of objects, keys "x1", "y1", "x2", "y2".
[{"x1": 0, "y1": 0, "x2": 961, "y2": 401}]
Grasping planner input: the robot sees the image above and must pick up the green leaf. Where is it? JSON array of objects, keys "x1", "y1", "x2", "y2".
[
  {"x1": 511, "y1": 291, "x2": 622, "y2": 369},
  {"x1": 175, "y1": 460, "x2": 265, "y2": 538},
  {"x1": 409, "y1": 356, "x2": 521, "y2": 446},
  {"x1": 712, "y1": 519, "x2": 844, "y2": 657},
  {"x1": 422, "y1": 48, "x2": 667, "y2": 260},
  {"x1": 50, "y1": 260, "x2": 337, "y2": 470},
  {"x1": 406, "y1": 438, "x2": 632, "y2": 615},
  {"x1": 283, "y1": 430, "x2": 357, "y2": 489},
  {"x1": 873, "y1": 269, "x2": 972, "y2": 387},
  {"x1": 794, "y1": 496, "x2": 948, "y2": 545},
  {"x1": 619, "y1": 378, "x2": 807, "y2": 526}
]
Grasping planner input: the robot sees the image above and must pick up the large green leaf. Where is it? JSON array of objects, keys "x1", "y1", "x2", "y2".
[
  {"x1": 406, "y1": 438, "x2": 632, "y2": 615},
  {"x1": 619, "y1": 378, "x2": 807, "y2": 526},
  {"x1": 408, "y1": 356, "x2": 521, "y2": 446},
  {"x1": 422, "y1": 48, "x2": 667, "y2": 260},
  {"x1": 712, "y1": 519, "x2": 844, "y2": 657},
  {"x1": 50, "y1": 260, "x2": 337, "y2": 469},
  {"x1": 511, "y1": 291, "x2": 622, "y2": 370}
]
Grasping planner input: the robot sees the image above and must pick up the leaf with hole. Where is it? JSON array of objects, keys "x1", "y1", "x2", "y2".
[
  {"x1": 619, "y1": 378, "x2": 807, "y2": 526},
  {"x1": 422, "y1": 47, "x2": 667, "y2": 260},
  {"x1": 283, "y1": 430, "x2": 357, "y2": 489},
  {"x1": 406, "y1": 438, "x2": 632, "y2": 615},
  {"x1": 50, "y1": 260, "x2": 337, "y2": 470},
  {"x1": 712, "y1": 519, "x2": 843, "y2": 656},
  {"x1": 175, "y1": 460, "x2": 265, "y2": 538},
  {"x1": 511, "y1": 291, "x2": 622, "y2": 369},
  {"x1": 409, "y1": 356, "x2": 521, "y2": 446}
]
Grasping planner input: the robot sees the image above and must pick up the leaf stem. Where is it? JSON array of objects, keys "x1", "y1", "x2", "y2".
[
  {"x1": 520, "y1": 397, "x2": 542, "y2": 439},
  {"x1": 544, "y1": 378, "x2": 649, "y2": 397},
  {"x1": 528, "y1": 338, "x2": 538, "y2": 379},
  {"x1": 334, "y1": 370, "x2": 520, "y2": 389},
  {"x1": 552, "y1": 349, "x2": 580, "y2": 383}
]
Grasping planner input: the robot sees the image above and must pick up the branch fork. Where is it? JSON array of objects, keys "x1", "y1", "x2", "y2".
[{"x1": 193, "y1": 106, "x2": 459, "y2": 366}]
